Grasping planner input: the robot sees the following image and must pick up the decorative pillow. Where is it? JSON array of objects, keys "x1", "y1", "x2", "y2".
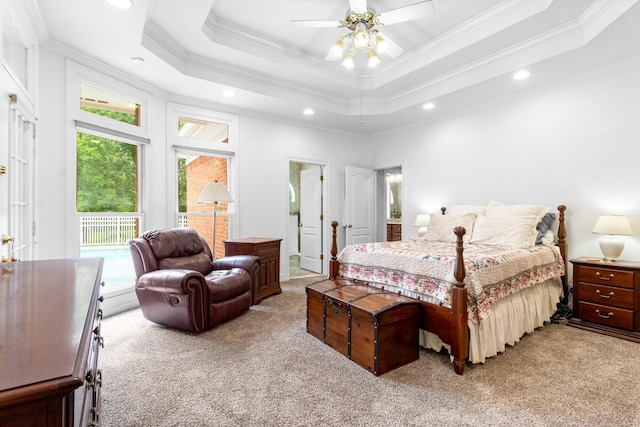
[
  {"x1": 470, "y1": 215, "x2": 540, "y2": 248},
  {"x1": 422, "y1": 214, "x2": 475, "y2": 243},
  {"x1": 447, "y1": 204, "x2": 487, "y2": 216},
  {"x1": 535, "y1": 212, "x2": 556, "y2": 244},
  {"x1": 540, "y1": 229, "x2": 556, "y2": 245}
]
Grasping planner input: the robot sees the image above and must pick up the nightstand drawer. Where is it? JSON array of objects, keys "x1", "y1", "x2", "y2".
[
  {"x1": 578, "y1": 301, "x2": 634, "y2": 330},
  {"x1": 579, "y1": 283, "x2": 634, "y2": 310},
  {"x1": 580, "y1": 266, "x2": 634, "y2": 289}
]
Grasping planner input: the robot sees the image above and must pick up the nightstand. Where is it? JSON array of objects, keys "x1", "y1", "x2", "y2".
[
  {"x1": 569, "y1": 257, "x2": 640, "y2": 343},
  {"x1": 223, "y1": 238, "x2": 282, "y2": 305}
]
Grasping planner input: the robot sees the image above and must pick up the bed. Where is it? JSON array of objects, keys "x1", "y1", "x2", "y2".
[{"x1": 328, "y1": 203, "x2": 567, "y2": 375}]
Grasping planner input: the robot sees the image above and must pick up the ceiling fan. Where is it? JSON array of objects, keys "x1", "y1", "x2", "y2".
[{"x1": 291, "y1": 0, "x2": 435, "y2": 68}]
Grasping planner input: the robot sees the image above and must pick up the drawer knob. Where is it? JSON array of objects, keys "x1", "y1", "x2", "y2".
[
  {"x1": 595, "y1": 290, "x2": 614, "y2": 299},
  {"x1": 595, "y1": 272, "x2": 614, "y2": 281},
  {"x1": 595, "y1": 309, "x2": 614, "y2": 319}
]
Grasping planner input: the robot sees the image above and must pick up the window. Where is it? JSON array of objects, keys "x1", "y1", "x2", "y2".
[
  {"x1": 74, "y1": 75, "x2": 147, "y2": 296},
  {"x1": 80, "y1": 83, "x2": 140, "y2": 127},
  {"x1": 178, "y1": 116, "x2": 228, "y2": 143},
  {"x1": 177, "y1": 153, "x2": 231, "y2": 259}
]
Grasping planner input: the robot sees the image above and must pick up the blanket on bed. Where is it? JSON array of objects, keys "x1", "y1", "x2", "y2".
[{"x1": 337, "y1": 239, "x2": 565, "y2": 324}]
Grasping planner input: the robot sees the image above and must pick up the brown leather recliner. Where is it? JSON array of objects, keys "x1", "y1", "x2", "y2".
[{"x1": 129, "y1": 227, "x2": 260, "y2": 332}]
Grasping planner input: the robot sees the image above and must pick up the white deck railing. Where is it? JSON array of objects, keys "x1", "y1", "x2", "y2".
[{"x1": 81, "y1": 217, "x2": 139, "y2": 246}]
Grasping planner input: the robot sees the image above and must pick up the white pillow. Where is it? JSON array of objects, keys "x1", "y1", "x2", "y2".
[
  {"x1": 485, "y1": 202, "x2": 549, "y2": 246},
  {"x1": 447, "y1": 204, "x2": 487, "y2": 216},
  {"x1": 485, "y1": 201, "x2": 548, "y2": 221},
  {"x1": 470, "y1": 215, "x2": 540, "y2": 248},
  {"x1": 422, "y1": 214, "x2": 475, "y2": 243}
]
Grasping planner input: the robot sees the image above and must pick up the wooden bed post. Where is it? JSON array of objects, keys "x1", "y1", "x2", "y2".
[
  {"x1": 557, "y1": 205, "x2": 568, "y2": 302},
  {"x1": 451, "y1": 226, "x2": 468, "y2": 375},
  {"x1": 329, "y1": 221, "x2": 339, "y2": 279}
]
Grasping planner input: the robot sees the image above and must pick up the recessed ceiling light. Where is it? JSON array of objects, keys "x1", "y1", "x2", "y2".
[
  {"x1": 222, "y1": 89, "x2": 236, "y2": 98},
  {"x1": 130, "y1": 56, "x2": 144, "y2": 63},
  {"x1": 303, "y1": 108, "x2": 314, "y2": 116},
  {"x1": 106, "y1": 0, "x2": 133, "y2": 8},
  {"x1": 422, "y1": 102, "x2": 435, "y2": 110},
  {"x1": 513, "y1": 70, "x2": 531, "y2": 80}
]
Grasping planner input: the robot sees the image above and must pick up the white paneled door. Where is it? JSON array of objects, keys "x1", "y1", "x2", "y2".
[
  {"x1": 345, "y1": 166, "x2": 375, "y2": 245},
  {"x1": 299, "y1": 165, "x2": 322, "y2": 273}
]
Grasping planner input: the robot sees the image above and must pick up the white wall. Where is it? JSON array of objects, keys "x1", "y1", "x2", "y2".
[{"x1": 370, "y1": 58, "x2": 640, "y2": 271}]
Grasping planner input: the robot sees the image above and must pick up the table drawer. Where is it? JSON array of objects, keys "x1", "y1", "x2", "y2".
[
  {"x1": 578, "y1": 282, "x2": 634, "y2": 310},
  {"x1": 578, "y1": 301, "x2": 634, "y2": 330},
  {"x1": 580, "y1": 266, "x2": 634, "y2": 289}
]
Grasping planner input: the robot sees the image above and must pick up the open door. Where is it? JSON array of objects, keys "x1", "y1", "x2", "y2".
[
  {"x1": 345, "y1": 166, "x2": 375, "y2": 245},
  {"x1": 299, "y1": 165, "x2": 323, "y2": 273}
]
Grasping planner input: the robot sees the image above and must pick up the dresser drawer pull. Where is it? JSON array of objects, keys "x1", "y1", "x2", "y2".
[
  {"x1": 595, "y1": 272, "x2": 614, "y2": 281},
  {"x1": 595, "y1": 309, "x2": 614, "y2": 319},
  {"x1": 595, "y1": 290, "x2": 614, "y2": 299}
]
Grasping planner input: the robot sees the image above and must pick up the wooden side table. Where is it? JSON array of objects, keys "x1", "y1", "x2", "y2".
[
  {"x1": 224, "y1": 238, "x2": 282, "y2": 304},
  {"x1": 570, "y1": 257, "x2": 640, "y2": 343}
]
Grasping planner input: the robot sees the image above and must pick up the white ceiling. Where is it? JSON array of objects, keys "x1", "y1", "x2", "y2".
[{"x1": 33, "y1": 0, "x2": 640, "y2": 135}]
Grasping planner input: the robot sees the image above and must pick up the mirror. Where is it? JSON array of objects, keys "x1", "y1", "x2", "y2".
[{"x1": 386, "y1": 170, "x2": 402, "y2": 220}]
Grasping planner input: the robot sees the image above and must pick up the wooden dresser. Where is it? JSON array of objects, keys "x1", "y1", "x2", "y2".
[
  {"x1": 224, "y1": 238, "x2": 282, "y2": 304},
  {"x1": 0, "y1": 258, "x2": 104, "y2": 426},
  {"x1": 386, "y1": 223, "x2": 402, "y2": 241},
  {"x1": 570, "y1": 257, "x2": 640, "y2": 343}
]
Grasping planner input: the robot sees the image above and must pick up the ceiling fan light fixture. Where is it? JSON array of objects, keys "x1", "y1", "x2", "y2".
[
  {"x1": 374, "y1": 33, "x2": 389, "y2": 54},
  {"x1": 354, "y1": 23, "x2": 369, "y2": 48},
  {"x1": 368, "y1": 50, "x2": 380, "y2": 68},
  {"x1": 342, "y1": 53, "x2": 355, "y2": 69},
  {"x1": 330, "y1": 38, "x2": 345, "y2": 57}
]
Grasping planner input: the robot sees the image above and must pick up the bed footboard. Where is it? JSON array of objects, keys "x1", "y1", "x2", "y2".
[{"x1": 328, "y1": 221, "x2": 470, "y2": 375}]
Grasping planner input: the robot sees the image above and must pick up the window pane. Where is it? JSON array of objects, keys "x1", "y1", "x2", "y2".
[
  {"x1": 177, "y1": 153, "x2": 230, "y2": 258},
  {"x1": 80, "y1": 83, "x2": 140, "y2": 126},
  {"x1": 178, "y1": 116, "x2": 228, "y2": 143},
  {"x1": 76, "y1": 132, "x2": 138, "y2": 212}
]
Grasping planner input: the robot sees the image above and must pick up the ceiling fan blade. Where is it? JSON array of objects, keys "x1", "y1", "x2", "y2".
[
  {"x1": 376, "y1": 31, "x2": 404, "y2": 58},
  {"x1": 291, "y1": 20, "x2": 343, "y2": 28},
  {"x1": 349, "y1": 0, "x2": 368, "y2": 14},
  {"x1": 378, "y1": 1, "x2": 434, "y2": 26}
]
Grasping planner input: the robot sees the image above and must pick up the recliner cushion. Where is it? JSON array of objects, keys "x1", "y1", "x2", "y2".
[
  {"x1": 143, "y1": 228, "x2": 206, "y2": 259},
  {"x1": 205, "y1": 268, "x2": 251, "y2": 303},
  {"x1": 159, "y1": 252, "x2": 212, "y2": 275}
]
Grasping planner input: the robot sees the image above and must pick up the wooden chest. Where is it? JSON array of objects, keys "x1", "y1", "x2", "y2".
[{"x1": 306, "y1": 279, "x2": 420, "y2": 375}]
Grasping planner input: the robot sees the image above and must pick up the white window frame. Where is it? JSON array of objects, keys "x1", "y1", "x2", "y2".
[
  {"x1": 166, "y1": 103, "x2": 239, "y2": 239},
  {"x1": 66, "y1": 61, "x2": 153, "y2": 258}
]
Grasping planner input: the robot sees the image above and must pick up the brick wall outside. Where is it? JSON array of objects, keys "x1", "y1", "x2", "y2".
[{"x1": 186, "y1": 156, "x2": 229, "y2": 258}]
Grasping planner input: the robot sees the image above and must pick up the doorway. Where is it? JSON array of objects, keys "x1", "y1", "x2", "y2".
[
  {"x1": 288, "y1": 161, "x2": 324, "y2": 278},
  {"x1": 375, "y1": 166, "x2": 402, "y2": 241}
]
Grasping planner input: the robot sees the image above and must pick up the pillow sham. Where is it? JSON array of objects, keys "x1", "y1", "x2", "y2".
[
  {"x1": 422, "y1": 213, "x2": 475, "y2": 243},
  {"x1": 470, "y1": 215, "x2": 540, "y2": 248},
  {"x1": 485, "y1": 201, "x2": 549, "y2": 246},
  {"x1": 485, "y1": 201, "x2": 548, "y2": 221},
  {"x1": 446, "y1": 204, "x2": 487, "y2": 216}
]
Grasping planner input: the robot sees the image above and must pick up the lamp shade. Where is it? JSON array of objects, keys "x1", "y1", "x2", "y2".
[
  {"x1": 197, "y1": 182, "x2": 234, "y2": 204},
  {"x1": 592, "y1": 215, "x2": 632, "y2": 235},
  {"x1": 414, "y1": 214, "x2": 431, "y2": 227},
  {"x1": 592, "y1": 215, "x2": 633, "y2": 262}
]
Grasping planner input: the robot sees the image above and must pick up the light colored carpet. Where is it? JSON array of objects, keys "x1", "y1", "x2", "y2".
[{"x1": 100, "y1": 275, "x2": 640, "y2": 426}]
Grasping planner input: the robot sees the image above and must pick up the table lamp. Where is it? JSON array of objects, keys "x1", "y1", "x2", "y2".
[
  {"x1": 592, "y1": 215, "x2": 633, "y2": 262},
  {"x1": 414, "y1": 214, "x2": 431, "y2": 238}
]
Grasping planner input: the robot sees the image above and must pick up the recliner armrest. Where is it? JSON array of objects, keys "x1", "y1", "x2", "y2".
[
  {"x1": 212, "y1": 255, "x2": 260, "y2": 273},
  {"x1": 136, "y1": 269, "x2": 206, "y2": 294}
]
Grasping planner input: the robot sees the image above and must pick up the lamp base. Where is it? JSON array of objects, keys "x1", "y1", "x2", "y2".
[
  {"x1": 599, "y1": 235, "x2": 625, "y2": 262},
  {"x1": 417, "y1": 227, "x2": 427, "y2": 238}
]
